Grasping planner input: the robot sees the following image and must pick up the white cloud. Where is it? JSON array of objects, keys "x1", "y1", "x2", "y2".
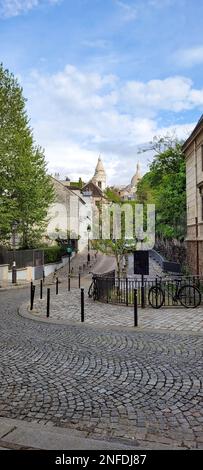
[
  {"x1": 121, "y1": 76, "x2": 203, "y2": 113},
  {"x1": 22, "y1": 65, "x2": 199, "y2": 184},
  {"x1": 0, "y1": 0, "x2": 60, "y2": 18},
  {"x1": 175, "y1": 45, "x2": 203, "y2": 68},
  {"x1": 115, "y1": 0, "x2": 137, "y2": 22}
]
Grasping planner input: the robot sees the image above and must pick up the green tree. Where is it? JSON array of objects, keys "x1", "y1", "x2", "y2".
[
  {"x1": 92, "y1": 201, "x2": 138, "y2": 276},
  {"x1": 137, "y1": 136, "x2": 186, "y2": 240},
  {"x1": 105, "y1": 186, "x2": 121, "y2": 203},
  {"x1": 0, "y1": 63, "x2": 55, "y2": 247},
  {"x1": 92, "y1": 238, "x2": 136, "y2": 278}
]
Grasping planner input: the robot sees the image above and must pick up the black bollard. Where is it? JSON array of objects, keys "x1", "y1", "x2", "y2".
[
  {"x1": 12, "y1": 263, "x2": 17, "y2": 284},
  {"x1": 78, "y1": 272, "x2": 81, "y2": 289},
  {"x1": 56, "y1": 277, "x2": 59, "y2": 295},
  {"x1": 141, "y1": 274, "x2": 145, "y2": 308},
  {"x1": 134, "y1": 288, "x2": 138, "y2": 327},
  {"x1": 40, "y1": 279, "x2": 43, "y2": 299},
  {"x1": 30, "y1": 284, "x2": 35, "y2": 311},
  {"x1": 30, "y1": 281, "x2": 33, "y2": 307},
  {"x1": 81, "y1": 288, "x2": 84, "y2": 322},
  {"x1": 47, "y1": 288, "x2": 50, "y2": 318}
]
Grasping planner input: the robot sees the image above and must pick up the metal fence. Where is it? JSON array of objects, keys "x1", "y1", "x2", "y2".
[
  {"x1": 94, "y1": 275, "x2": 203, "y2": 307},
  {"x1": 0, "y1": 247, "x2": 44, "y2": 269}
]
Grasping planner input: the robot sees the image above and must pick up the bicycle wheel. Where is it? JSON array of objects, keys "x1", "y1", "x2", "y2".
[
  {"x1": 93, "y1": 286, "x2": 98, "y2": 301},
  {"x1": 148, "y1": 286, "x2": 165, "y2": 308},
  {"x1": 88, "y1": 281, "x2": 94, "y2": 298},
  {"x1": 178, "y1": 285, "x2": 201, "y2": 308}
]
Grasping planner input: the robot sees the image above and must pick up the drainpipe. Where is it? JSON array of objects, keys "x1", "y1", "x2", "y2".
[{"x1": 194, "y1": 139, "x2": 199, "y2": 275}]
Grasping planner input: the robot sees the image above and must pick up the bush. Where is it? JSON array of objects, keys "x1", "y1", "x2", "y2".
[{"x1": 44, "y1": 246, "x2": 65, "y2": 264}]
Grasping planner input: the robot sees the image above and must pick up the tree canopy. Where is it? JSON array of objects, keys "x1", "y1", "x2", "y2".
[
  {"x1": 0, "y1": 63, "x2": 55, "y2": 248},
  {"x1": 137, "y1": 136, "x2": 186, "y2": 240}
]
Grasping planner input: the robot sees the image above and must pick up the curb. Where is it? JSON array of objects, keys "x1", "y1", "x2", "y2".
[
  {"x1": 18, "y1": 301, "x2": 140, "y2": 331},
  {"x1": 0, "y1": 417, "x2": 139, "y2": 450},
  {"x1": 0, "y1": 284, "x2": 30, "y2": 292},
  {"x1": 18, "y1": 301, "x2": 203, "y2": 337}
]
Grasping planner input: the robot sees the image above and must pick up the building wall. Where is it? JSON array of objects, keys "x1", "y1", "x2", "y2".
[
  {"x1": 184, "y1": 127, "x2": 203, "y2": 275},
  {"x1": 47, "y1": 178, "x2": 83, "y2": 246}
]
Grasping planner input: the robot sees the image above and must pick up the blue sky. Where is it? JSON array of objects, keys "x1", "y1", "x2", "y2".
[{"x1": 0, "y1": 0, "x2": 203, "y2": 184}]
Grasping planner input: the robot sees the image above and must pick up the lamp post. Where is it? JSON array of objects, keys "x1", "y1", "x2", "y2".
[
  {"x1": 66, "y1": 245, "x2": 73, "y2": 275},
  {"x1": 87, "y1": 224, "x2": 91, "y2": 264},
  {"x1": 12, "y1": 221, "x2": 18, "y2": 284}
]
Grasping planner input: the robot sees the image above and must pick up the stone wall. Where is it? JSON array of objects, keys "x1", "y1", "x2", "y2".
[
  {"x1": 199, "y1": 241, "x2": 203, "y2": 276},
  {"x1": 184, "y1": 123, "x2": 203, "y2": 276},
  {"x1": 0, "y1": 264, "x2": 9, "y2": 287},
  {"x1": 186, "y1": 240, "x2": 203, "y2": 275}
]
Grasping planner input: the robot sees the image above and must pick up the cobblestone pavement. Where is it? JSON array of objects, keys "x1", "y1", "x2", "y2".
[
  {"x1": 0, "y1": 288, "x2": 203, "y2": 449},
  {"x1": 27, "y1": 286, "x2": 203, "y2": 333}
]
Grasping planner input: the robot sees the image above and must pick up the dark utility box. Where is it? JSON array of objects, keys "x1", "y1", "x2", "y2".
[{"x1": 134, "y1": 250, "x2": 149, "y2": 275}]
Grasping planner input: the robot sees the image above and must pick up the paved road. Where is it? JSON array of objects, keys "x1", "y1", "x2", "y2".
[
  {"x1": 56, "y1": 250, "x2": 164, "y2": 281},
  {"x1": 25, "y1": 287, "x2": 203, "y2": 333},
  {"x1": 0, "y1": 288, "x2": 202, "y2": 449}
]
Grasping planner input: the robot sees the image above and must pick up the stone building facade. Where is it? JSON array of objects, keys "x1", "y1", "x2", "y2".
[
  {"x1": 118, "y1": 162, "x2": 142, "y2": 200},
  {"x1": 47, "y1": 161, "x2": 107, "y2": 252},
  {"x1": 182, "y1": 115, "x2": 203, "y2": 275}
]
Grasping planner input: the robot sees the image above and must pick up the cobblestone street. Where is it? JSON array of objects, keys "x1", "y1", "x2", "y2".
[
  {"x1": 26, "y1": 285, "x2": 203, "y2": 333},
  {"x1": 0, "y1": 287, "x2": 202, "y2": 449}
]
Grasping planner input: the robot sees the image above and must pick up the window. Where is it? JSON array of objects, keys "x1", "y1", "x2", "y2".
[{"x1": 98, "y1": 181, "x2": 102, "y2": 188}]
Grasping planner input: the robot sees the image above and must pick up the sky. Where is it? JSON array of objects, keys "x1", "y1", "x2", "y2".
[{"x1": 0, "y1": 0, "x2": 203, "y2": 185}]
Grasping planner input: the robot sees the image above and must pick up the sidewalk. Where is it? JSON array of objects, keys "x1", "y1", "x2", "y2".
[
  {"x1": 20, "y1": 287, "x2": 203, "y2": 334},
  {"x1": 0, "y1": 417, "x2": 183, "y2": 450}
]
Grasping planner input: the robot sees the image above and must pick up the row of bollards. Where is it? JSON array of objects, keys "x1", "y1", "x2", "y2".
[
  {"x1": 30, "y1": 274, "x2": 138, "y2": 327},
  {"x1": 45, "y1": 286, "x2": 84, "y2": 320},
  {"x1": 37, "y1": 272, "x2": 81, "y2": 301},
  {"x1": 30, "y1": 277, "x2": 86, "y2": 322}
]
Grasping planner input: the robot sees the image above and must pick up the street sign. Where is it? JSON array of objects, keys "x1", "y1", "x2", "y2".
[
  {"x1": 66, "y1": 246, "x2": 73, "y2": 256},
  {"x1": 134, "y1": 250, "x2": 149, "y2": 275}
]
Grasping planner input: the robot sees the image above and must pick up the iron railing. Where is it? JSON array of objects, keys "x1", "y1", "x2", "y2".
[{"x1": 93, "y1": 275, "x2": 203, "y2": 307}]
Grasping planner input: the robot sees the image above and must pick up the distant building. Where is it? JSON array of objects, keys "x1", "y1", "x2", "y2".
[
  {"x1": 60, "y1": 156, "x2": 107, "y2": 206},
  {"x1": 118, "y1": 162, "x2": 142, "y2": 200},
  {"x1": 81, "y1": 180, "x2": 107, "y2": 206},
  {"x1": 182, "y1": 115, "x2": 203, "y2": 275},
  {"x1": 46, "y1": 177, "x2": 84, "y2": 251},
  {"x1": 48, "y1": 158, "x2": 107, "y2": 252},
  {"x1": 48, "y1": 156, "x2": 142, "y2": 252},
  {"x1": 91, "y1": 156, "x2": 107, "y2": 191}
]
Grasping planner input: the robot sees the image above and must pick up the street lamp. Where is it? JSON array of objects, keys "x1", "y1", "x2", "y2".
[
  {"x1": 12, "y1": 220, "x2": 18, "y2": 284},
  {"x1": 66, "y1": 245, "x2": 73, "y2": 275},
  {"x1": 87, "y1": 224, "x2": 91, "y2": 264}
]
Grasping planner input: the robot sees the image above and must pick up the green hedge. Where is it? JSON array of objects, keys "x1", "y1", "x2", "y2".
[{"x1": 44, "y1": 246, "x2": 65, "y2": 264}]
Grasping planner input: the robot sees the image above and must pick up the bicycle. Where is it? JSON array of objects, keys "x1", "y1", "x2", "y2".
[
  {"x1": 148, "y1": 277, "x2": 201, "y2": 308},
  {"x1": 88, "y1": 275, "x2": 98, "y2": 301}
]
